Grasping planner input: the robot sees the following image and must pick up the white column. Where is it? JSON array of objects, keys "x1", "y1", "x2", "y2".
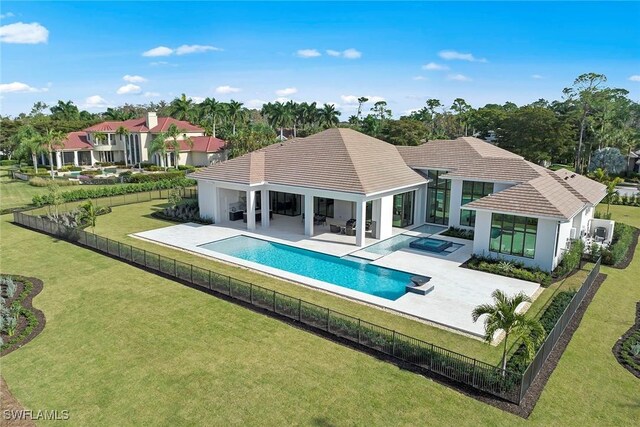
[
  {"x1": 40, "y1": 153, "x2": 46, "y2": 165},
  {"x1": 378, "y1": 195, "x2": 394, "y2": 240},
  {"x1": 372, "y1": 199, "x2": 382, "y2": 240},
  {"x1": 304, "y1": 194, "x2": 314, "y2": 236},
  {"x1": 261, "y1": 190, "x2": 270, "y2": 228},
  {"x1": 73, "y1": 151, "x2": 79, "y2": 166},
  {"x1": 355, "y1": 199, "x2": 367, "y2": 247},
  {"x1": 55, "y1": 151, "x2": 63, "y2": 169},
  {"x1": 246, "y1": 190, "x2": 256, "y2": 231},
  {"x1": 449, "y1": 179, "x2": 463, "y2": 228}
]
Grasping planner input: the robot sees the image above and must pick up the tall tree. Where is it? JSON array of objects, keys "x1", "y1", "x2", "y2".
[
  {"x1": 472, "y1": 290, "x2": 544, "y2": 372},
  {"x1": 115, "y1": 126, "x2": 130, "y2": 166},
  {"x1": 319, "y1": 103, "x2": 341, "y2": 128},
  {"x1": 14, "y1": 125, "x2": 44, "y2": 173},
  {"x1": 450, "y1": 98, "x2": 472, "y2": 136},
  {"x1": 168, "y1": 94, "x2": 195, "y2": 121},
  {"x1": 50, "y1": 100, "x2": 80, "y2": 121},
  {"x1": 356, "y1": 97, "x2": 369, "y2": 120},
  {"x1": 165, "y1": 123, "x2": 192, "y2": 168},
  {"x1": 200, "y1": 97, "x2": 226, "y2": 137},
  {"x1": 149, "y1": 131, "x2": 171, "y2": 171},
  {"x1": 42, "y1": 129, "x2": 65, "y2": 176},
  {"x1": 226, "y1": 100, "x2": 245, "y2": 135}
]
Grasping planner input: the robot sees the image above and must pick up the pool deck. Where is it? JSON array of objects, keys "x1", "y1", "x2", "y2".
[{"x1": 133, "y1": 221, "x2": 540, "y2": 339}]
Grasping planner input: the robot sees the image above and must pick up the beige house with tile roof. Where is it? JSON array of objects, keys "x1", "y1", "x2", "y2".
[
  {"x1": 47, "y1": 112, "x2": 227, "y2": 168},
  {"x1": 192, "y1": 128, "x2": 606, "y2": 271}
]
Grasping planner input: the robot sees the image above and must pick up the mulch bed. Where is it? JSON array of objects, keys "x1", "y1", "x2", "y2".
[
  {"x1": 1, "y1": 276, "x2": 46, "y2": 357},
  {"x1": 0, "y1": 377, "x2": 35, "y2": 427},
  {"x1": 612, "y1": 302, "x2": 640, "y2": 379}
]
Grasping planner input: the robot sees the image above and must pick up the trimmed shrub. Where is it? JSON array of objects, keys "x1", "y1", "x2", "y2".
[
  {"x1": 0, "y1": 159, "x2": 18, "y2": 166},
  {"x1": 553, "y1": 240, "x2": 584, "y2": 278},
  {"x1": 601, "y1": 223, "x2": 635, "y2": 266},
  {"x1": 79, "y1": 170, "x2": 101, "y2": 177},
  {"x1": 441, "y1": 227, "x2": 474, "y2": 240},
  {"x1": 152, "y1": 200, "x2": 213, "y2": 224},
  {"x1": 29, "y1": 177, "x2": 79, "y2": 187},
  {"x1": 31, "y1": 178, "x2": 196, "y2": 206},
  {"x1": 177, "y1": 164, "x2": 196, "y2": 172},
  {"x1": 125, "y1": 171, "x2": 185, "y2": 183},
  {"x1": 465, "y1": 255, "x2": 552, "y2": 286}
]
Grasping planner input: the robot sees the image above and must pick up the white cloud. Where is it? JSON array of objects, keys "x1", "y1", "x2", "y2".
[
  {"x1": 325, "y1": 48, "x2": 362, "y2": 59},
  {"x1": 342, "y1": 48, "x2": 362, "y2": 59},
  {"x1": 189, "y1": 96, "x2": 205, "y2": 103},
  {"x1": 274, "y1": 97, "x2": 291, "y2": 103},
  {"x1": 0, "y1": 81, "x2": 47, "y2": 93},
  {"x1": 629, "y1": 75, "x2": 640, "y2": 82},
  {"x1": 83, "y1": 95, "x2": 110, "y2": 109},
  {"x1": 296, "y1": 49, "x2": 321, "y2": 58},
  {"x1": 142, "y1": 91, "x2": 160, "y2": 98},
  {"x1": 215, "y1": 85, "x2": 241, "y2": 94},
  {"x1": 531, "y1": 74, "x2": 544, "y2": 79},
  {"x1": 123, "y1": 75, "x2": 147, "y2": 83},
  {"x1": 245, "y1": 99, "x2": 267, "y2": 109},
  {"x1": 176, "y1": 44, "x2": 222, "y2": 55},
  {"x1": 447, "y1": 73, "x2": 472, "y2": 82},
  {"x1": 149, "y1": 61, "x2": 177, "y2": 67},
  {"x1": 438, "y1": 50, "x2": 486, "y2": 62},
  {"x1": 275, "y1": 87, "x2": 297, "y2": 96},
  {"x1": 0, "y1": 12, "x2": 15, "y2": 19},
  {"x1": 116, "y1": 84, "x2": 142, "y2": 95},
  {"x1": 412, "y1": 76, "x2": 426, "y2": 81},
  {"x1": 340, "y1": 95, "x2": 385, "y2": 104},
  {"x1": 0, "y1": 22, "x2": 49, "y2": 44},
  {"x1": 142, "y1": 46, "x2": 174, "y2": 57},
  {"x1": 422, "y1": 62, "x2": 449, "y2": 71}
]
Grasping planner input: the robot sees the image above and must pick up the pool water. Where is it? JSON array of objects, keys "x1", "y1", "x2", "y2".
[{"x1": 199, "y1": 236, "x2": 412, "y2": 300}]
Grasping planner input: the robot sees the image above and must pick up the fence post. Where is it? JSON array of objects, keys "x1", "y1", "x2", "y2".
[
  {"x1": 326, "y1": 308, "x2": 330, "y2": 331},
  {"x1": 430, "y1": 343, "x2": 434, "y2": 369},
  {"x1": 250, "y1": 284, "x2": 253, "y2": 304},
  {"x1": 228, "y1": 276, "x2": 232, "y2": 296},
  {"x1": 471, "y1": 359, "x2": 477, "y2": 387},
  {"x1": 272, "y1": 290, "x2": 276, "y2": 312},
  {"x1": 358, "y1": 319, "x2": 361, "y2": 344},
  {"x1": 174, "y1": 259, "x2": 177, "y2": 277},
  {"x1": 118, "y1": 241, "x2": 121, "y2": 258},
  {"x1": 298, "y1": 299, "x2": 302, "y2": 321},
  {"x1": 190, "y1": 264, "x2": 193, "y2": 283},
  {"x1": 144, "y1": 250, "x2": 147, "y2": 267},
  {"x1": 208, "y1": 270, "x2": 212, "y2": 290},
  {"x1": 392, "y1": 331, "x2": 396, "y2": 356}
]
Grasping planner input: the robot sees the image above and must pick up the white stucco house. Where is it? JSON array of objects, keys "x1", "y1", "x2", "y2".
[
  {"x1": 49, "y1": 112, "x2": 227, "y2": 168},
  {"x1": 191, "y1": 128, "x2": 607, "y2": 272}
]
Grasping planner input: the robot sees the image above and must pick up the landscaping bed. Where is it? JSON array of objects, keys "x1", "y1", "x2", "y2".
[
  {"x1": 151, "y1": 199, "x2": 213, "y2": 225},
  {"x1": 463, "y1": 256, "x2": 552, "y2": 286},
  {"x1": 440, "y1": 226, "x2": 474, "y2": 240},
  {"x1": 600, "y1": 223, "x2": 639, "y2": 269},
  {"x1": 0, "y1": 275, "x2": 45, "y2": 356}
]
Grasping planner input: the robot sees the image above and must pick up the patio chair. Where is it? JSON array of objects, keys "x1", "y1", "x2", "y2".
[
  {"x1": 330, "y1": 224, "x2": 341, "y2": 233},
  {"x1": 314, "y1": 215, "x2": 326, "y2": 226},
  {"x1": 345, "y1": 224, "x2": 356, "y2": 236},
  {"x1": 594, "y1": 227, "x2": 607, "y2": 243}
]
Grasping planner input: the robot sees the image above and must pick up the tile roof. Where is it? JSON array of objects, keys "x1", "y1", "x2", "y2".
[
  {"x1": 170, "y1": 136, "x2": 226, "y2": 153},
  {"x1": 84, "y1": 116, "x2": 204, "y2": 133},
  {"x1": 552, "y1": 169, "x2": 606, "y2": 205},
  {"x1": 60, "y1": 131, "x2": 92, "y2": 151},
  {"x1": 191, "y1": 128, "x2": 427, "y2": 194}
]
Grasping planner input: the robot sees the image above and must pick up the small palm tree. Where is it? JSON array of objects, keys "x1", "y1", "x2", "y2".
[
  {"x1": 150, "y1": 132, "x2": 170, "y2": 171},
  {"x1": 79, "y1": 199, "x2": 98, "y2": 232},
  {"x1": 165, "y1": 124, "x2": 192, "y2": 169},
  {"x1": 13, "y1": 125, "x2": 44, "y2": 173},
  {"x1": 227, "y1": 100, "x2": 245, "y2": 135},
  {"x1": 42, "y1": 129, "x2": 65, "y2": 177},
  {"x1": 472, "y1": 290, "x2": 544, "y2": 372},
  {"x1": 319, "y1": 103, "x2": 341, "y2": 128},
  {"x1": 115, "y1": 126, "x2": 130, "y2": 166}
]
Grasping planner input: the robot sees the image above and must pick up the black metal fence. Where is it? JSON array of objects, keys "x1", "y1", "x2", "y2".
[
  {"x1": 12, "y1": 207, "x2": 602, "y2": 405},
  {"x1": 517, "y1": 256, "x2": 601, "y2": 401}
]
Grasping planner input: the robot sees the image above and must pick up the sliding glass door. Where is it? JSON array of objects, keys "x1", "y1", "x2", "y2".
[
  {"x1": 426, "y1": 170, "x2": 451, "y2": 225},
  {"x1": 392, "y1": 191, "x2": 415, "y2": 228},
  {"x1": 269, "y1": 191, "x2": 302, "y2": 216}
]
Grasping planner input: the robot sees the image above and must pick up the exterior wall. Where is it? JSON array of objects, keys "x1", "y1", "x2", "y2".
[
  {"x1": 333, "y1": 199, "x2": 354, "y2": 222},
  {"x1": 472, "y1": 210, "x2": 564, "y2": 272},
  {"x1": 571, "y1": 205, "x2": 594, "y2": 239},
  {"x1": 198, "y1": 181, "x2": 217, "y2": 221},
  {"x1": 216, "y1": 187, "x2": 243, "y2": 224},
  {"x1": 552, "y1": 220, "x2": 574, "y2": 269},
  {"x1": 139, "y1": 133, "x2": 151, "y2": 162},
  {"x1": 448, "y1": 179, "x2": 463, "y2": 228}
]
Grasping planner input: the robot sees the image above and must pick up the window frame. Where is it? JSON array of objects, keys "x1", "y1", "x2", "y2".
[{"x1": 489, "y1": 213, "x2": 538, "y2": 259}]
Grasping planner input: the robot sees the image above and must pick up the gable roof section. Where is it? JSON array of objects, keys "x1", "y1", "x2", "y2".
[
  {"x1": 552, "y1": 168, "x2": 606, "y2": 205},
  {"x1": 84, "y1": 116, "x2": 204, "y2": 133},
  {"x1": 61, "y1": 131, "x2": 92, "y2": 151},
  {"x1": 464, "y1": 172, "x2": 586, "y2": 219},
  {"x1": 191, "y1": 128, "x2": 426, "y2": 194},
  {"x1": 150, "y1": 117, "x2": 204, "y2": 133},
  {"x1": 170, "y1": 136, "x2": 226, "y2": 153}
]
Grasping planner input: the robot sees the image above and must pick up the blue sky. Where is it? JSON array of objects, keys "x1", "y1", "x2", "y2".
[{"x1": 1, "y1": 1, "x2": 639, "y2": 117}]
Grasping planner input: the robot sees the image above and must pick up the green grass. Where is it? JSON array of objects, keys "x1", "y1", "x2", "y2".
[{"x1": 1, "y1": 195, "x2": 638, "y2": 425}]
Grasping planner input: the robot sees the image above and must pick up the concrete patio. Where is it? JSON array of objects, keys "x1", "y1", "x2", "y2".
[{"x1": 133, "y1": 221, "x2": 540, "y2": 338}]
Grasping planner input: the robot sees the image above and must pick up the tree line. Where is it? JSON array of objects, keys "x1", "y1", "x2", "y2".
[{"x1": 2, "y1": 73, "x2": 638, "y2": 172}]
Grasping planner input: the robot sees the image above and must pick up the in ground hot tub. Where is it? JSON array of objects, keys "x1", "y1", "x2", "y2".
[{"x1": 409, "y1": 237, "x2": 452, "y2": 253}]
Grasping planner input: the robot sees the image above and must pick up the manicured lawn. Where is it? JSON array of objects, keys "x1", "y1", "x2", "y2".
[{"x1": 1, "y1": 196, "x2": 638, "y2": 425}]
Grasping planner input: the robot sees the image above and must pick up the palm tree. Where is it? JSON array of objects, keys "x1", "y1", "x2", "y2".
[
  {"x1": 168, "y1": 94, "x2": 194, "y2": 121},
  {"x1": 319, "y1": 103, "x2": 341, "y2": 128},
  {"x1": 272, "y1": 102, "x2": 293, "y2": 139},
  {"x1": 165, "y1": 123, "x2": 193, "y2": 169},
  {"x1": 200, "y1": 97, "x2": 226, "y2": 137},
  {"x1": 149, "y1": 132, "x2": 170, "y2": 171},
  {"x1": 93, "y1": 132, "x2": 107, "y2": 145},
  {"x1": 42, "y1": 129, "x2": 65, "y2": 177},
  {"x1": 79, "y1": 199, "x2": 98, "y2": 232},
  {"x1": 472, "y1": 290, "x2": 544, "y2": 372},
  {"x1": 14, "y1": 125, "x2": 43, "y2": 173},
  {"x1": 226, "y1": 100, "x2": 245, "y2": 135},
  {"x1": 356, "y1": 96, "x2": 369, "y2": 119},
  {"x1": 115, "y1": 126, "x2": 130, "y2": 166},
  {"x1": 50, "y1": 100, "x2": 80, "y2": 121}
]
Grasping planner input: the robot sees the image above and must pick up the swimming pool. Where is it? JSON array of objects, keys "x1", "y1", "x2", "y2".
[{"x1": 199, "y1": 236, "x2": 412, "y2": 300}]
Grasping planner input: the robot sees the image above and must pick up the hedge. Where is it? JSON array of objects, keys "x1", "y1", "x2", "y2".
[
  {"x1": 125, "y1": 171, "x2": 185, "y2": 183},
  {"x1": 553, "y1": 240, "x2": 584, "y2": 278},
  {"x1": 601, "y1": 223, "x2": 636, "y2": 266},
  {"x1": 0, "y1": 159, "x2": 18, "y2": 166},
  {"x1": 507, "y1": 290, "x2": 577, "y2": 373},
  {"x1": 31, "y1": 178, "x2": 196, "y2": 206},
  {"x1": 29, "y1": 177, "x2": 79, "y2": 187}
]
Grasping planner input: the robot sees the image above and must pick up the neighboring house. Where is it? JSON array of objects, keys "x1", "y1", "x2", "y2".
[
  {"x1": 191, "y1": 128, "x2": 606, "y2": 272},
  {"x1": 626, "y1": 149, "x2": 640, "y2": 174},
  {"x1": 48, "y1": 112, "x2": 227, "y2": 168}
]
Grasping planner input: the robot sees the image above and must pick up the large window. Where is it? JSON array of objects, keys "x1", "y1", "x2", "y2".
[
  {"x1": 489, "y1": 214, "x2": 538, "y2": 259},
  {"x1": 314, "y1": 197, "x2": 334, "y2": 218},
  {"x1": 460, "y1": 181, "x2": 494, "y2": 227},
  {"x1": 426, "y1": 170, "x2": 451, "y2": 225},
  {"x1": 393, "y1": 191, "x2": 415, "y2": 228},
  {"x1": 270, "y1": 192, "x2": 302, "y2": 216}
]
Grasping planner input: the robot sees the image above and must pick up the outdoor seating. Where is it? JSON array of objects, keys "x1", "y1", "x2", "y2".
[
  {"x1": 314, "y1": 215, "x2": 327, "y2": 226},
  {"x1": 594, "y1": 227, "x2": 607, "y2": 243},
  {"x1": 329, "y1": 224, "x2": 341, "y2": 233}
]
